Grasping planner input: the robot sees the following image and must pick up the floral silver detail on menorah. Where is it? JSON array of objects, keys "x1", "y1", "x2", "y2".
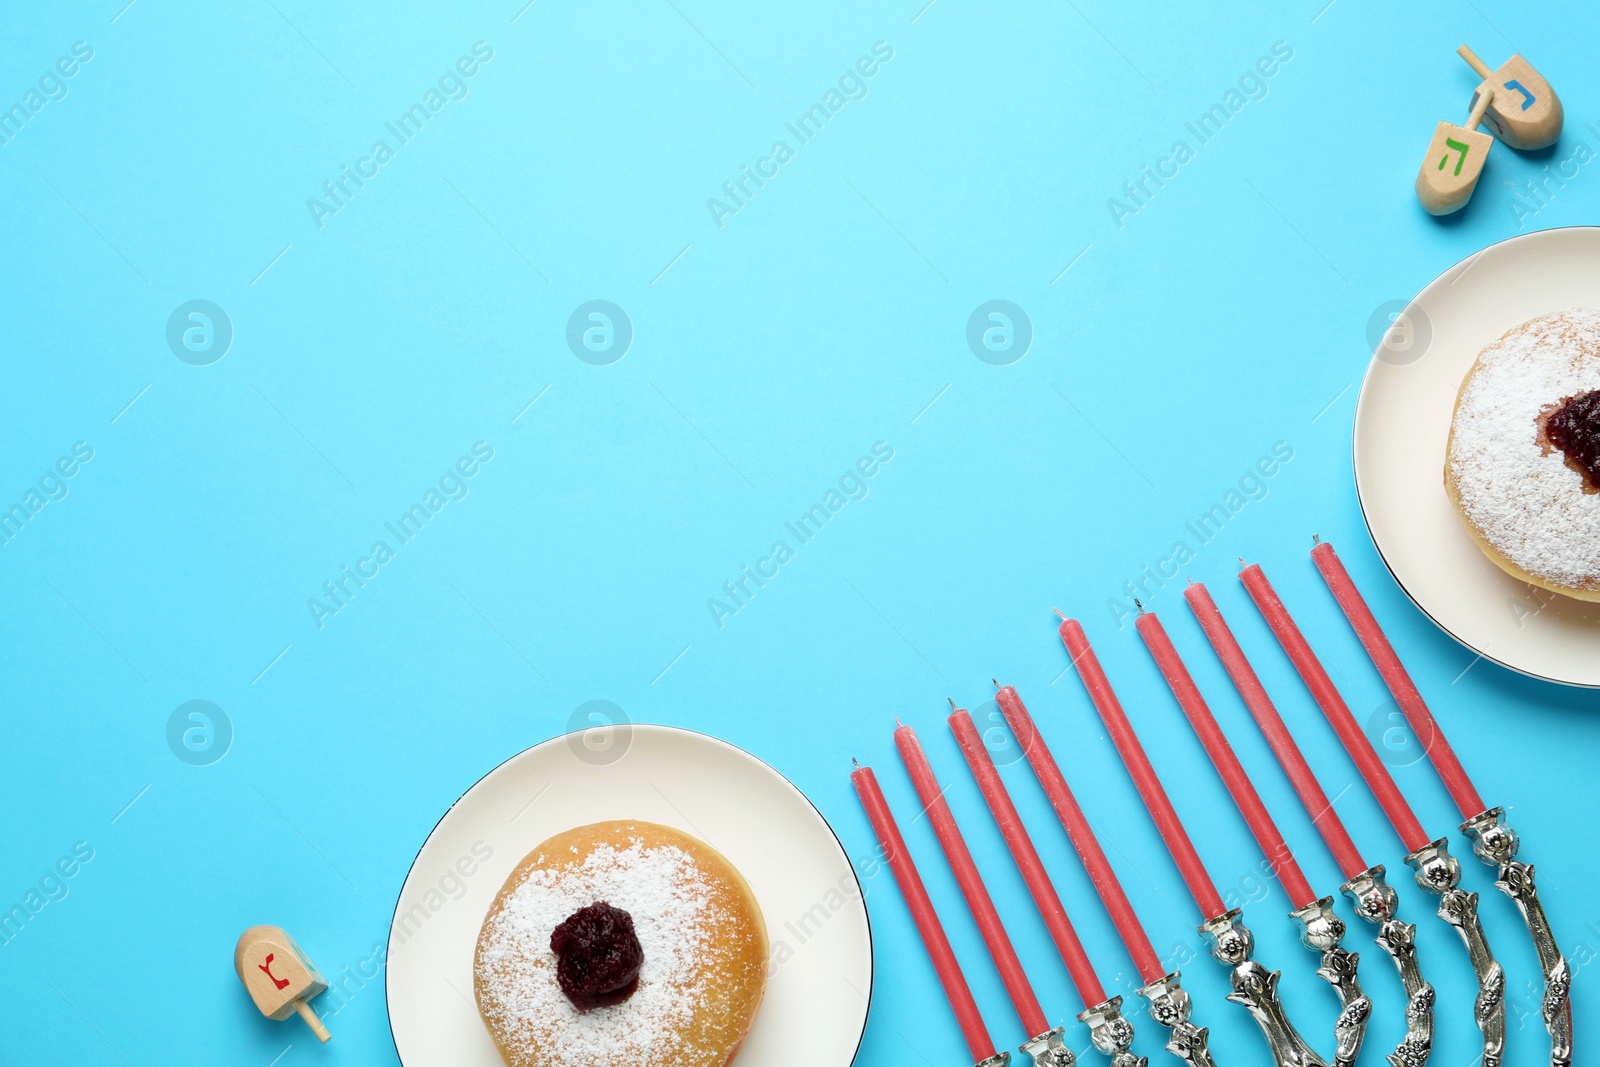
[
  {"x1": 1079, "y1": 996, "x2": 1149, "y2": 1067},
  {"x1": 1021, "y1": 1026, "x2": 1077, "y2": 1067},
  {"x1": 1138, "y1": 972, "x2": 1219, "y2": 1067}
]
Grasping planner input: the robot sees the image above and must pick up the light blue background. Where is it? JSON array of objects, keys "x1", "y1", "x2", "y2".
[{"x1": 3, "y1": 1, "x2": 1598, "y2": 1065}]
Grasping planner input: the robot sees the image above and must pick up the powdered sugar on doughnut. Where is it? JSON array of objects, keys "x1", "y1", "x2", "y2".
[
  {"x1": 476, "y1": 840, "x2": 714, "y2": 1067},
  {"x1": 1447, "y1": 308, "x2": 1600, "y2": 591}
]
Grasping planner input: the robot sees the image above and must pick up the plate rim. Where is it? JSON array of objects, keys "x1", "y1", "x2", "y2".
[
  {"x1": 381, "y1": 722, "x2": 875, "y2": 1066},
  {"x1": 1352, "y1": 223, "x2": 1600, "y2": 689}
]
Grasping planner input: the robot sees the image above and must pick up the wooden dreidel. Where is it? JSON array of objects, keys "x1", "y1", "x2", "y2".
[
  {"x1": 1458, "y1": 45, "x2": 1562, "y2": 150},
  {"x1": 1416, "y1": 88, "x2": 1495, "y2": 216},
  {"x1": 235, "y1": 925, "x2": 332, "y2": 1043}
]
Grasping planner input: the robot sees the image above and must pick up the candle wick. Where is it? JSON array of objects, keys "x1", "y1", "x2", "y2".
[
  {"x1": 1133, "y1": 598, "x2": 1144, "y2": 613},
  {"x1": 1052, "y1": 607, "x2": 1067, "y2": 621},
  {"x1": 895, "y1": 717, "x2": 904, "y2": 727},
  {"x1": 947, "y1": 697, "x2": 958, "y2": 712},
  {"x1": 852, "y1": 756, "x2": 860, "y2": 769},
  {"x1": 991, "y1": 678, "x2": 1000, "y2": 689},
  {"x1": 1238, "y1": 557, "x2": 1247, "y2": 569},
  {"x1": 1312, "y1": 533, "x2": 1321, "y2": 545}
]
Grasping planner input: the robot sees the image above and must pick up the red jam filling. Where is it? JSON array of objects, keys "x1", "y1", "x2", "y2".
[
  {"x1": 1547, "y1": 390, "x2": 1600, "y2": 489},
  {"x1": 549, "y1": 901, "x2": 643, "y2": 1011}
]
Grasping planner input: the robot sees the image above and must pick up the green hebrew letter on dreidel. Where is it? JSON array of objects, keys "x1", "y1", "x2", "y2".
[{"x1": 1438, "y1": 138, "x2": 1470, "y2": 177}]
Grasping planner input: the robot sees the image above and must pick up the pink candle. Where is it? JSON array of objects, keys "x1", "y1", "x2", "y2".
[
  {"x1": 1239, "y1": 562, "x2": 1431, "y2": 855},
  {"x1": 949, "y1": 704, "x2": 1109, "y2": 1008},
  {"x1": 1134, "y1": 608, "x2": 1318, "y2": 909},
  {"x1": 1059, "y1": 616, "x2": 1229, "y2": 921},
  {"x1": 1183, "y1": 582, "x2": 1369, "y2": 882},
  {"x1": 896, "y1": 722, "x2": 1050, "y2": 1039},
  {"x1": 995, "y1": 683, "x2": 1168, "y2": 985},
  {"x1": 1311, "y1": 540, "x2": 1487, "y2": 820},
  {"x1": 851, "y1": 762, "x2": 998, "y2": 1063}
]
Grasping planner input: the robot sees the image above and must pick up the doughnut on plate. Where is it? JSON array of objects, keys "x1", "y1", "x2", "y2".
[
  {"x1": 387, "y1": 725, "x2": 871, "y2": 1066},
  {"x1": 1355, "y1": 226, "x2": 1600, "y2": 686}
]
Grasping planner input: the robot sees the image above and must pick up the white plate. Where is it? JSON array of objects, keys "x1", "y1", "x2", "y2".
[
  {"x1": 1355, "y1": 225, "x2": 1600, "y2": 687},
  {"x1": 386, "y1": 725, "x2": 872, "y2": 1065}
]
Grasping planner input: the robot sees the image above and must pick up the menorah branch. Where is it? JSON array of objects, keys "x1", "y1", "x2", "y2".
[
  {"x1": 1406, "y1": 839, "x2": 1505, "y2": 1067},
  {"x1": 1341, "y1": 867, "x2": 1434, "y2": 1067},
  {"x1": 1200, "y1": 909, "x2": 1328, "y2": 1067},
  {"x1": 1291, "y1": 896, "x2": 1371, "y2": 1067},
  {"x1": 1463, "y1": 808, "x2": 1572, "y2": 1067}
]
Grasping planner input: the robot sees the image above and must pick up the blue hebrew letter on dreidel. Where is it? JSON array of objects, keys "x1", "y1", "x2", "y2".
[
  {"x1": 1504, "y1": 80, "x2": 1536, "y2": 111},
  {"x1": 1439, "y1": 138, "x2": 1470, "y2": 176}
]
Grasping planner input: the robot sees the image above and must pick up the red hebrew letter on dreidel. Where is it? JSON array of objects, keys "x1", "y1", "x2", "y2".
[
  {"x1": 259, "y1": 953, "x2": 291, "y2": 991},
  {"x1": 234, "y1": 925, "x2": 332, "y2": 1043}
]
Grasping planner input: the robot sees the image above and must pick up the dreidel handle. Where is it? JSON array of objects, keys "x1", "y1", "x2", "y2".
[
  {"x1": 293, "y1": 999, "x2": 332, "y2": 1043},
  {"x1": 1466, "y1": 86, "x2": 1495, "y2": 132},
  {"x1": 1457, "y1": 45, "x2": 1494, "y2": 79}
]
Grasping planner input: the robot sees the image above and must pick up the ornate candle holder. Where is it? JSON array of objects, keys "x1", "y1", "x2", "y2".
[
  {"x1": 1138, "y1": 972, "x2": 1219, "y2": 1067},
  {"x1": 1200, "y1": 908, "x2": 1327, "y2": 1067},
  {"x1": 1021, "y1": 1026, "x2": 1076, "y2": 1067},
  {"x1": 976, "y1": 1055, "x2": 1014, "y2": 1067},
  {"x1": 1079, "y1": 996, "x2": 1149, "y2": 1067},
  {"x1": 1463, "y1": 807, "x2": 1572, "y2": 1067},
  {"x1": 1405, "y1": 838, "x2": 1506, "y2": 1067},
  {"x1": 1290, "y1": 896, "x2": 1371, "y2": 1067},
  {"x1": 1341, "y1": 866, "x2": 1434, "y2": 1067}
]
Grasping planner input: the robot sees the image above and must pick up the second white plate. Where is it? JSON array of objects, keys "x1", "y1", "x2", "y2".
[
  {"x1": 1355, "y1": 225, "x2": 1600, "y2": 686},
  {"x1": 385, "y1": 724, "x2": 873, "y2": 1065}
]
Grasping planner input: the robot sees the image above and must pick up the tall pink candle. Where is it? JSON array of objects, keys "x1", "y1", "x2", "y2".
[
  {"x1": 851, "y1": 761, "x2": 998, "y2": 1061},
  {"x1": 995, "y1": 683, "x2": 1167, "y2": 985},
  {"x1": 1134, "y1": 607, "x2": 1318, "y2": 909},
  {"x1": 1059, "y1": 616, "x2": 1229, "y2": 920},
  {"x1": 949, "y1": 705, "x2": 1108, "y2": 1008},
  {"x1": 1240, "y1": 562, "x2": 1431, "y2": 855},
  {"x1": 896, "y1": 722, "x2": 1049, "y2": 1040},
  {"x1": 1311, "y1": 540, "x2": 1487, "y2": 820},
  {"x1": 1183, "y1": 581, "x2": 1369, "y2": 882}
]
